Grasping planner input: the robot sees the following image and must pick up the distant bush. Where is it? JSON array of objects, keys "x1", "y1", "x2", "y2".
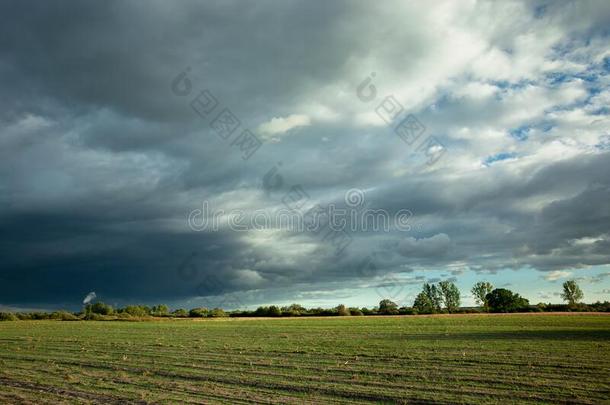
[
  {"x1": 0, "y1": 312, "x2": 18, "y2": 321},
  {"x1": 51, "y1": 311, "x2": 79, "y2": 321},
  {"x1": 189, "y1": 308, "x2": 209, "y2": 318},
  {"x1": 589, "y1": 301, "x2": 610, "y2": 312},
  {"x1": 361, "y1": 307, "x2": 376, "y2": 316},
  {"x1": 171, "y1": 309, "x2": 188, "y2": 317},
  {"x1": 5, "y1": 297, "x2": 609, "y2": 322},
  {"x1": 30, "y1": 312, "x2": 52, "y2": 320},
  {"x1": 208, "y1": 308, "x2": 228, "y2": 318},
  {"x1": 455, "y1": 308, "x2": 482, "y2": 314},
  {"x1": 88, "y1": 302, "x2": 114, "y2": 316},
  {"x1": 151, "y1": 304, "x2": 169, "y2": 316},
  {"x1": 399, "y1": 307, "x2": 417, "y2": 315},
  {"x1": 121, "y1": 305, "x2": 149, "y2": 317}
]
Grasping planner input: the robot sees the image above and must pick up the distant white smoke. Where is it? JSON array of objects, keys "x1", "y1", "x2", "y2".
[{"x1": 82, "y1": 292, "x2": 96, "y2": 305}]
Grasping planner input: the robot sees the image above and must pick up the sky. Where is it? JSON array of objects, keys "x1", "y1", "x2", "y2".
[{"x1": 1, "y1": 0, "x2": 609, "y2": 311}]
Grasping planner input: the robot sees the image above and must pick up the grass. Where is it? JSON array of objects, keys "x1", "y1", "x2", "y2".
[{"x1": 0, "y1": 314, "x2": 609, "y2": 404}]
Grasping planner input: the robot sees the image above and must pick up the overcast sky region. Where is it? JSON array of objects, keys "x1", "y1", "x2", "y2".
[{"x1": 1, "y1": 1, "x2": 609, "y2": 311}]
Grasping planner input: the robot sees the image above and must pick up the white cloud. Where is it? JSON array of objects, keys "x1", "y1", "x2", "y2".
[
  {"x1": 544, "y1": 270, "x2": 572, "y2": 281},
  {"x1": 257, "y1": 114, "x2": 311, "y2": 139}
]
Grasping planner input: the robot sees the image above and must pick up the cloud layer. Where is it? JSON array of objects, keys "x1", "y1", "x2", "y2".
[{"x1": 1, "y1": 0, "x2": 609, "y2": 309}]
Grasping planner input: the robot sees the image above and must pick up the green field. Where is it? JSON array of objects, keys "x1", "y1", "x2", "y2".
[{"x1": 0, "y1": 314, "x2": 609, "y2": 404}]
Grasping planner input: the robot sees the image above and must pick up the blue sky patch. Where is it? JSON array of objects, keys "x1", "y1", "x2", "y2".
[
  {"x1": 484, "y1": 152, "x2": 517, "y2": 166},
  {"x1": 510, "y1": 126, "x2": 530, "y2": 141}
]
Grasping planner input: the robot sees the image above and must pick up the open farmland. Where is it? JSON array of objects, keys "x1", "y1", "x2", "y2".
[{"x1": 0, "y1": 314, "x2": 609, "y2": 404}]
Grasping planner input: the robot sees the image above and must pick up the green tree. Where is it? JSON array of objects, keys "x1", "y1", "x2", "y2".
[
  {"x1": 561, "y1": 280, "x2": 584, "y2": 306},
  {"x1": 152, "y1": 304, "x2": 169, "y2": 316},
  {"x1": 254, "y1": 306, "x2": 269, "y2": 316},
  {"x1": 438, "y1": 281, "x2": 461, "y2": 313},
  {"x1": 336, "y1": 304, "x2": 351, "y2": 316},
  {"x1": 471, "y1": 282, "x2": 494, "y2": 310},
  {"x1": 378, "y1": 299, "x2": 399, "y2": 315},
  {"x1": 268, "y1": 305, "x2": 282, "y2": 317},
  {"x1": 485, "y1": 289, "x2": 529, "y2": 313},
  {"x1": 423, "y1": 283, "x2": 442, "y2": 312},
  {"x1": 413, "y1": 292, "x2": 435, "y2": 314}
]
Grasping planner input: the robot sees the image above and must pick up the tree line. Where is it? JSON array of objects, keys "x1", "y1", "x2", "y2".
[{"x1": 1, "y1": 279, "x2": 608, "y2": 321}]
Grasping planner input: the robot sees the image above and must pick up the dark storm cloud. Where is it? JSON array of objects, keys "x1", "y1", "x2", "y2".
[
  {"x1": 0, "y1": 0, "x2": 363, "y2": 124},
  {"x1": 1, "y1": 1, "x2": 609, "y2": 308}
]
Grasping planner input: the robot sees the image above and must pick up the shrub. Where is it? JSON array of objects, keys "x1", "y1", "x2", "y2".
[
  {"x1": 399, "y1": 307, "x2": 417, "y2": 315},
  {"x1": 590, "y1": 301, "x2": 610, "y2": 312},
  {"x1": 455, "y1": 307, "x2": 482, "y2": 314},
  {"x1": 0, "y1": 312, "x2": 18, "y2": 321},
  {"x1": 89, "y1": 302, "x2": 114, "y2": 315},
  {"x1": 151, "y1": 304, "x2": 169, "y2": 316},
  {"x1": 171, "y1": 309, "x2": 188, "y2": 317},
  {"x1": 361, "y1": 307, "x2": 375, "y2": 316},
  {"x1": 189, "y1": 308, "x2": 209, "y2": 318},
  {"x1": 349, "y1": 307, "x2": 364, "y2": 316},
  {"x1": 86, "y1": 313, "x2": 105, "y2": 321},
  {"x1": 30, "y1": 312, "x2": 51, "y2": 320},
  {"x1": 51, "y1": 311, "x2": 79, "y2": 321},
  {"x1": 121, "y1": 305, "x2": 150, "y2": 317},
  {"x1": 208, "y1": 308, "x2": 228, "y2": 317}
]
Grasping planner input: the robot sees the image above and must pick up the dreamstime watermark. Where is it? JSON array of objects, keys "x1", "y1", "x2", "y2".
[
  {"x1": 262, "y1": 163, "x2": 376, "y2": 256},
  {"x1": 356, "y1": 72, "x2": 446, "y2": 166},
  {"x1": 188, "y1": 189, "x2": 413, "y2": 234},
  {"x1": 171, "y1": 67, "x2": 263, "y2": 160}
]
